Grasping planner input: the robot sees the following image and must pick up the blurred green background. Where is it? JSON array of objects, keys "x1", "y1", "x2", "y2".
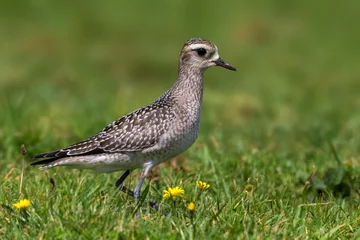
[
  {"x1": 1, "y1": 0, "x2": 359, "y2": 162},
  {"x1": 1, "y1": 0, "x2": 360, "y2": 238}
]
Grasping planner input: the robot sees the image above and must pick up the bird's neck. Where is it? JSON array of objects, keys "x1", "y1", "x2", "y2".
[{"x1": 171, "y1": 65, "x2": 204, "y2": 108}]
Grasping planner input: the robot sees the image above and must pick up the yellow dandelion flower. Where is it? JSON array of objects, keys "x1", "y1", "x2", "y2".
[
  {"x1": 13, "y1": 199, "x2": 31, "y2": 210},
  {"x1": 163, "y1": 190, "x2": 171, "y2": 199},
  {"x1": 187, "y1": 202, "x2": 196, "y2": 211},
  {"x1": 196, "y1": 180, "x2": 210, "y2": 191},
  {"x1": 163, "y1": 186, "x2": 184, "y2": 200}
]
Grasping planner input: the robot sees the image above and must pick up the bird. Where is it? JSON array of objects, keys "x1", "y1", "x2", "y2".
[{"x1": 31, "y1": 38, "x2": 236, "y2": 203}]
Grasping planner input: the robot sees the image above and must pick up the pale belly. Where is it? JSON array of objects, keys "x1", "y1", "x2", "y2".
[{"x1": 149, "y1": 120, "x2": 200, "y2": 165}]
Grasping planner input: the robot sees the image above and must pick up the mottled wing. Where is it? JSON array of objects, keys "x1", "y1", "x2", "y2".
[{"x1": 32, "y1": 101, "x2": 175, "y2": 161}]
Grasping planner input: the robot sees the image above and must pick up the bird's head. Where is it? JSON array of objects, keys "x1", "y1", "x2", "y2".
[{"x1": 179, "y1": 38, "x2": 236, "y2": 72}]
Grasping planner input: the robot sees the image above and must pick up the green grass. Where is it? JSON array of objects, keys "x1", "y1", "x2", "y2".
[{"x1": 1, "y1": 0, "x2": 360, "y2": 239}]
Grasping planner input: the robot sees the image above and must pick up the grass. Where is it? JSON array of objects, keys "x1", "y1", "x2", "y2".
[{"x1": 1, "y1": 0, "x2": 360, "y2": 239}]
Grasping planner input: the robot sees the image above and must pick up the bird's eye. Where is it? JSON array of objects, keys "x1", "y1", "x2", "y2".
[{"x1": 196, "y1": 48, "x2": 207, "y2": 56}]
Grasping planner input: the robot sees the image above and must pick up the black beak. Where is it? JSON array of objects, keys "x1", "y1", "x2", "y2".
[{"x1": 213, "y1": 58, "x2": 236, "y2": 71}]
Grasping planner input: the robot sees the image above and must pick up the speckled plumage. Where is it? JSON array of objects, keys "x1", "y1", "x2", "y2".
[{"x1": 31, "y1": 38, "x2": 236, "y2": 202}]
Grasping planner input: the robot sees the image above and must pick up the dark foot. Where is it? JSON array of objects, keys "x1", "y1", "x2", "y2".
[
  {"x1": 119, "y1": 185, "x2": 160, "y2": 211},
  {"x1": 119, "y1": 185, "x2": 134, "y2": 197}
]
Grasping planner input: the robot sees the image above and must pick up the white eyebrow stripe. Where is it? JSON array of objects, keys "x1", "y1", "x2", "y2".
[{"x1": 189, "y1": 44, "x2": 208, "y2": 50}]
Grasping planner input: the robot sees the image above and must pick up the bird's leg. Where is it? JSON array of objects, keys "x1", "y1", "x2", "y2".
[
  {"x1": 116, "y1": 170, "x2": 132, "y2": 188},
  {"x1": 116, "y1": 170, "x2": 134, "y2": 196},
  {"x1": 134, "y1": 162, "x2": 154, "y2": 203},
  {"x1": 133, "y1": 178, "x2": 145, "y2": 203},
  {"x1": 116, "y1": 164, "x2": 161, "y2": 212}
]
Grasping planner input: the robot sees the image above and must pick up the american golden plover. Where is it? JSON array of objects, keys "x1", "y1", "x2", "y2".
[{"x1": 32, "y1": 38, "x2": 236, "y2": 202}]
